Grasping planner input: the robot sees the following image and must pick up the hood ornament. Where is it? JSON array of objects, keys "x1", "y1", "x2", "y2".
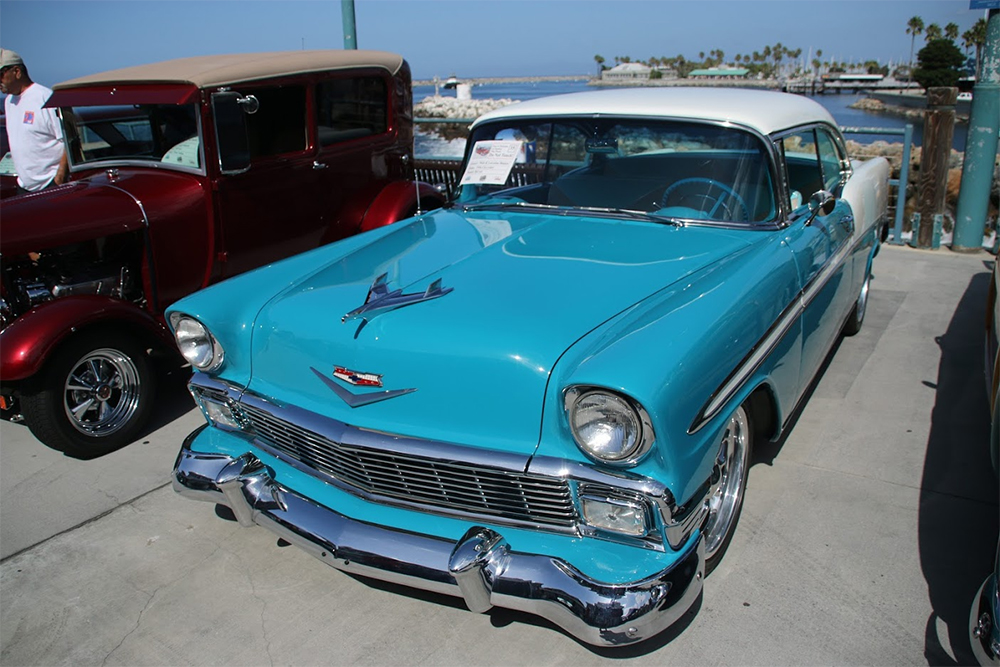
[{"x1": 342, "y1": 272, "x2": 453, "y2": 324}]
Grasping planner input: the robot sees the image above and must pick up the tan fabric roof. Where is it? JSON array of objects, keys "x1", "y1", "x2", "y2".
[{"x1": 54, "y1": 50, "x2": 404, "y2": 90}]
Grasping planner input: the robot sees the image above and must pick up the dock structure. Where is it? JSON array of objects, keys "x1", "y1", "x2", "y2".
[
  {"x1": 783, "y1": 77, "x2": 923, "y2": 95},
  {"x1": 413, "y1": 74, "x2": 590, "y2": 87}
]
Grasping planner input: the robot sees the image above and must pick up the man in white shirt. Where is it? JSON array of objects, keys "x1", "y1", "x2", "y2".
[{"x1": 1, "y1": 48, "x2": 67, "y2": 194}]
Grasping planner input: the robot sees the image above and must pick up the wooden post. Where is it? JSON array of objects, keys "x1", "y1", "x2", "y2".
[{"x1": 915, "y1": 87, "x2": 958, "y2": 248}]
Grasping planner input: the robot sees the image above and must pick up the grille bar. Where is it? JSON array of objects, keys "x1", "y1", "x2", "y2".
[{"x1": 240, "y1": 403, "x2": 577, "y2": 527}]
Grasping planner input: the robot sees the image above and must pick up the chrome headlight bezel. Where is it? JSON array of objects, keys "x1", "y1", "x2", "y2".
[
  {"x1": 564, "y1": 387, "x2": 655, "y2": 466},
  {"x1": 168, "y1": 312, "x2": 225, "y2": 373}
]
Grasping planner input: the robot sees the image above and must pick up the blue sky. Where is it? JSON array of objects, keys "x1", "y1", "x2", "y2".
[{"x1": 0, "y1": 0, "x2": 987, "y2": 84}]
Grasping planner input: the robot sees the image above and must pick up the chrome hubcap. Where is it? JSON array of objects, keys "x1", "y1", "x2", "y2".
[
  {"x1": 63, "y1": 348, "x2": 142, "y2": 437},
  {"x1": 703, "y1": 406, "x2": 750, "y2": 559},
  {"x1": 856, "y1": 274, "x2": 870, "y2": 324}
]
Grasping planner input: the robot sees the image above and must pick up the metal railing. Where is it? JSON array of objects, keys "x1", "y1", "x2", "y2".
[{"x1": 839, "y1": 125, "x2": 914, "y2": 246}]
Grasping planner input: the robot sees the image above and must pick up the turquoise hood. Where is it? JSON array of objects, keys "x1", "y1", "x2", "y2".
[{"x1": 247, "y1": 208, "x2": 751, "y2": 456}]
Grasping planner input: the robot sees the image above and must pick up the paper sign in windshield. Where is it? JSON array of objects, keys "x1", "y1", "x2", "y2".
[{"x1": 459, "y1": 140, "x2": 523, "y2": 186}]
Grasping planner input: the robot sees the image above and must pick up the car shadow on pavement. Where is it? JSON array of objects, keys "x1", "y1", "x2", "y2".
[
  {"x1": 917, "y1": 271, "x2": 999, "y2": 666},
  {"x1": 330, "y1": 564, "x2": 703, "y2": 656}
]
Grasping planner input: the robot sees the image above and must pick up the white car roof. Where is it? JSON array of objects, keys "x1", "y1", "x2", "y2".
[{"x1": 472, "y1": 87, "x2": 837, "y2": 137}]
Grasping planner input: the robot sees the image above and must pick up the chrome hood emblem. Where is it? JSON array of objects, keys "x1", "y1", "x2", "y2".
[
  {"x1": 342, "y1": 272, "x2": 453, "y2": 324},
  {"x1": 333, "y1": 366, "x2": 383, "y2": 387},
  {"x1": 311, "y1": 367, "x2": 416, "y2": 408}
]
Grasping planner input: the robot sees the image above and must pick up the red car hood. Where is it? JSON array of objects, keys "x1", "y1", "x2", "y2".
[{"x1": 0, "y1": 179, "x2": 146, "y2": 256}]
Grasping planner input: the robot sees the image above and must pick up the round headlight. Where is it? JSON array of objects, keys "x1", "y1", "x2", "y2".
[
  {"x1": 171, "y1": 314, "x2": 224, "y2": 372},
  {"x1": 568, "y1": 390, "x2": 644, "y2": 463}
]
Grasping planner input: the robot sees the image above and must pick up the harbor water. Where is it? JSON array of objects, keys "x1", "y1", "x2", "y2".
[{"x1": 413, "y1": 80, "x2": 968, "y2": 158}]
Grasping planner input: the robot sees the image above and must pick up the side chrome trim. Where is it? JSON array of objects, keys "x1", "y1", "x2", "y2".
[
  {"x1": 689, "y1": 219, "x2": 862, "y2": 433},
  {"x1": 172, "y1": 438, "x2": 705, "y2": 647}
]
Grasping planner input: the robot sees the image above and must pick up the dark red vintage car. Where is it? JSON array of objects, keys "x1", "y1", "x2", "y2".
[{"x1": 0, "y1": 50, "x2": 444, "y2": 457}]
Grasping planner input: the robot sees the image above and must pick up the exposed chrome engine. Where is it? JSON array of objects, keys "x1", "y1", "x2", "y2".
[{"x1": 0, "y1": 240, "x2": 141, "y2": 330}]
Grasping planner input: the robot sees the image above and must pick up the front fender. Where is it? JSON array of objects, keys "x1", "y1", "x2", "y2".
[
  {"x1": 539, "y1": 230, "x2": 802, "y2": 506},
  {"x1": 0, "y1": 296, "x2": 171, "y2": 383},
  {"x1": 360, "y1": 181, "x2": 446, "y2": 232}
]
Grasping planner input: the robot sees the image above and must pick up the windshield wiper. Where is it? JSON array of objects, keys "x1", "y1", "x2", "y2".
[
  {"x1": 450, "y1": 200, "x2": 536, "y2": 212},
  {"x1": 449, "y1": 201, "x2": 683, "y2": 226},
  {"x1": 578, "y1": 207, "x2": 684, "y2": 226}
]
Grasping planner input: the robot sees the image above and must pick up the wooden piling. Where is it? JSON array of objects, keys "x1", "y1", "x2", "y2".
[{"x1": 915, "y1": 87, "x2": 958, "y2": 248}]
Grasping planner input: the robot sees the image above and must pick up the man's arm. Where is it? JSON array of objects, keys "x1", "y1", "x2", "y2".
[{"x1": 54, "y1": 149, "x2": 68, "y2": 185}]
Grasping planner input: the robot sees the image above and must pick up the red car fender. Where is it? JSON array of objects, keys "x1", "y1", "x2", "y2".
[
  {"x1": 0, "y1": 296, "x2": 174, "y2": 383},
  {"x1": 360, "y1": 181, "x2": 446, "y2": 233}
]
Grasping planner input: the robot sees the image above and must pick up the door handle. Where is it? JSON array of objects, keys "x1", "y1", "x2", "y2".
[{"x1": 312, "y1": 161, "x2": 328, "y2": 170}]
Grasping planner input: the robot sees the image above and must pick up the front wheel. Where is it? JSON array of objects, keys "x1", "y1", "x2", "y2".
[
  {"x1": 843, "y1": 269, "x2": 871, "y2": 336},
  {"x1": 20, "y1": 330, "x2": 155, "y2": 458},
  {"x1": 703, "y1": 404, "x2": 752, "y2": 573}
]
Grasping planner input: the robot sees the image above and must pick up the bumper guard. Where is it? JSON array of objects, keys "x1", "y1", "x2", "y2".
[{"x1": 173, "y1": 433, "x2": 704, "y2": 647}]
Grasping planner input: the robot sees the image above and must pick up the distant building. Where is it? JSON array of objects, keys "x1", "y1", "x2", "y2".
[
  {"x1": 601, "y1": 62, "x2": 678, "y2": 82},
  {"x1": 601, "y1": 63, "x2": 653, "y2": 81},
  {"x1": 689, "y1": 67, "x2": 750, "y2": 79}
]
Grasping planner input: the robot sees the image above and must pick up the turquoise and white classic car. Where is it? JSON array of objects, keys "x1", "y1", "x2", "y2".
[{"x1": 168, "y1": 88, "x2": 890, "y2": 646}]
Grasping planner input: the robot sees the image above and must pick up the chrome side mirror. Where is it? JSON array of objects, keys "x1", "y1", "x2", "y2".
[
  {"x1": 237, "y1": 95, "x2": 259, "y2": 115},
  {"x1": 805, "y1": 190, "x2": 836, "y2": 226}
]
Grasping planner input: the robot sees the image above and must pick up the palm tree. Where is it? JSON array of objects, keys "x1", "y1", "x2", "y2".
[
  {"x1": 593, "y1": 54, "x2": 605, "y2": 76},
  {"x1": 945, "y1": 22, "x2": 959, "y2": 41},
  {"x1": 964, "y1": 18, "x2": 988, "y2": 78},
  {"x1": 906, "y1": 16, "x2": 924, "y2": 70},
  {"x1": 925, "y1": 23, "x2": 942, "y2": 42}
]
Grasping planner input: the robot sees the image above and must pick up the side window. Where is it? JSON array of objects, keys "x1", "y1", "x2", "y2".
[
  {"x1": 316, "y1": 76, "x2": 387, "y2": 146},
  {"x1": 245, "y1": 86, "x2": 307, "y2": 158},
  {"x1": 780, "y1": 129, "x2": 822, "y2": 211},
  {"x1": 816, "y1": 129, "x2": 844, "y2": 191}
]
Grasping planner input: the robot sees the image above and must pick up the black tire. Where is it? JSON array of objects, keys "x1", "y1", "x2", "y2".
[
  {"x1": 703, "y1": 404, "x2": 752, "y2": 574},
  {"x1": 20, "y1": 330, "x2": 155, "y2": 458},
  {"x1": 843, "y1": 268, "x2": 871, "y2": 337}
]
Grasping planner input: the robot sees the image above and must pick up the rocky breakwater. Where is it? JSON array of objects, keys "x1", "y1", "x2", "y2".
[{"x1": 413, "y1": 95, "x2": 517, "y2": 121}]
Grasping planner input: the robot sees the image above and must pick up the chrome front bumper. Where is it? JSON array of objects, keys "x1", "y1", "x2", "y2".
[{"x1": 173, "y1": 432, "x2": 705, "y2": 647}]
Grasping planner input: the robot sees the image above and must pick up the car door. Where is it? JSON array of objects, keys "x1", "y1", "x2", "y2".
[
  {"x1": 312, "y1": 72, "x2": 404, "y2": 242},
  {"x1": 778, "y1": 127, "x2": 856, "y2": 386},
  {"x1": 212, "y1": 82, "x2": 327, "y2": 279}
]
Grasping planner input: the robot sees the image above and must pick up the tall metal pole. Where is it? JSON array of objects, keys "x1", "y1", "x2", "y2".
[
  {"x1": 953, "y1": 7, "x2": 1000, "y2": 252},
  {"x1": 341, "y1": 0, "x2": 358, "y2": 50}
]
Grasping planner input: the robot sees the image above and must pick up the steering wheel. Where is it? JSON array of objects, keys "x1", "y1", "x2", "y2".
[{"x1": 659, "y1": 177, "x2": 751, "y2": 222}]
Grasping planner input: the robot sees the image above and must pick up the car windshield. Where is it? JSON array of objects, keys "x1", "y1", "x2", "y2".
[
  {"x1": 62, "y1": 104, "x2": 201, "y2": 169},
  {"x1": 455, "y1": 118, "x2": 776, "y2": 224}
]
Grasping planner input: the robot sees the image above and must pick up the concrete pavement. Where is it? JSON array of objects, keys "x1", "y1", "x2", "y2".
[{"x1": 1, "y1": 244, "x2": 998, "y2": 666}]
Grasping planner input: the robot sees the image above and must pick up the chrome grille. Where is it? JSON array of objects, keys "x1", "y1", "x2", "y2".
[{"x1": 240, "y1": 403, "x2": 577, "y2": 527}]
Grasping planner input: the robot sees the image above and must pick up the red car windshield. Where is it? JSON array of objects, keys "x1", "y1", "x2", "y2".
[{"x1": 62, "y1": 104, "x2": 200, "y2": 169}]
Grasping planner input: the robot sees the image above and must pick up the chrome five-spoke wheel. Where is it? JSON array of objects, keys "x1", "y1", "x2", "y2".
[
  {"x1": 63, "y1": 348, "x2": 142, "y2": 437},
  {"x1": 703, "y1": 404, "x2": 752, "y2": 571},
  {"x1": 21, "y1": 331, "x2": 155, "y2": 458}
]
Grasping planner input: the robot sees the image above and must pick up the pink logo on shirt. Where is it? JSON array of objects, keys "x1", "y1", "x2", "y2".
[{"x1": 23, "y1": 111, "x2": 34, "y2": 125}]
